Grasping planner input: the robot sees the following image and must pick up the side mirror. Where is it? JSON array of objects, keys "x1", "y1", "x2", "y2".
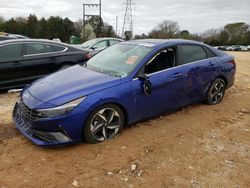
[
  {"x1": 138, "y1": 74, "x2": 152, "y2": 95},
  {"x1": 90, "y1": 46, "x2": 98, "y2": 50},
  {"x1": 138, "y1": 74, "x2": 148, "y2": 81}
]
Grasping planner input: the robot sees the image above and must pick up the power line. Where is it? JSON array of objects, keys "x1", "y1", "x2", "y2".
[{"x1": 121, "y1": 0, "x2": 134, "y2": 40}]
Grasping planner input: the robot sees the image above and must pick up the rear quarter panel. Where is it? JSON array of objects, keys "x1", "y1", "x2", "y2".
[{"x1": 216, "y1": 53, "x2": 236, "y2": 88}]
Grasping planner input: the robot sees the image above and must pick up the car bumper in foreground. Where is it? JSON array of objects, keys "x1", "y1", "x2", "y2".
[{"x1": 12, "y1": 101, "x2": 76, "y2": 146}]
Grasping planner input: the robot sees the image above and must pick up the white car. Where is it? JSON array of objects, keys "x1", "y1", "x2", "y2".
[
  {"x1": 226, "y1": 46, "x2": 233, "y2": 51},
  {"x1": 240, "y1": 46, "x2": 248, "y2": 51}
]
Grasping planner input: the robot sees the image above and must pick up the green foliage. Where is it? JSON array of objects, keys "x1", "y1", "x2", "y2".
[
  {"x1": 1, "y1": 14, "x2": 249, "y2": 45},
  {"x1": 180, "y1": 30, "x2": 191, "y2": 39},
  {"x1": 0, "y1": 14, "x2": 76, "y2": 42},
  {"x1": 85, "y1": 16, "x2": 116, "y2": 40}
]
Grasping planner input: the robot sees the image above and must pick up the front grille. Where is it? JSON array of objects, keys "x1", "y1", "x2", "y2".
[
  {"x1": 15, "y1": 101, "x2": 47, "y2": 126},
  {"x1": 18, "y1": 102, "x2": 39, "y2": 124}
]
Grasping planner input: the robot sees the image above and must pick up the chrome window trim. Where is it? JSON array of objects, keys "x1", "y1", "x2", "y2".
[
  {"x1": 0, "y1": 42, "x2": 68, "y2": 57},
  {"x1": 24, "y1": 42, "x2": 68, "y2": 57},
  {"x1": 132, "y1": 56, "x2": 217, "y2": 81}
]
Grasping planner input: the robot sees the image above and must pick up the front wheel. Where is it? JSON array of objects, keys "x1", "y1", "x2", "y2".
[
  {"x1": 206, "y1": 78, "x2": 226, "y2": 105},
  {"x1": 83, "y1": 104, "x2": 124, "y2": 144}
]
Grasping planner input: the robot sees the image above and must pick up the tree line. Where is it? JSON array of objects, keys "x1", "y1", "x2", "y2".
[
  {"x1": 1, "y1": 14, "x2": 249, "y2": 45},
  {"x1": 135, "y1": 20, "x2": 250, "y2": 46},
  {"x1": 0, "y1": 14, "x2": 117, "y2": 43}
]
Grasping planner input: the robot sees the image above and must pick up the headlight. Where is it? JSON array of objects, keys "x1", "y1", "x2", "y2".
[{"x1": 36, "y1": 97, "x2": 86, "y2": 118}]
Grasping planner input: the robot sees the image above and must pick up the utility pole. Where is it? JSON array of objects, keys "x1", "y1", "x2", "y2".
[
  {"x1": 115, "y1": 16, "x2": 118, "y2": 36},
  {"x1": 82, "y1": 0, "x2": 102, "y2": 41},
  {"x1": 122, "y1": 0, "x2": 134, "y2": 40}
]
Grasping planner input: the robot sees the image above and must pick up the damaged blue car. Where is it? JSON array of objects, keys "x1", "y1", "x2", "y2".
[{"x1": 13, "y1": 39, "x2": 236, "y2": 146}]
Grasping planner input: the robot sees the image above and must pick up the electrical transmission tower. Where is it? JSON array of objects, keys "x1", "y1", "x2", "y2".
[
  {"x1": 122, "y1": 0, "x2": 134, "y2": 40},
  {"x1": 83, "y1": 0, "x2": 102, "y2": 41}
]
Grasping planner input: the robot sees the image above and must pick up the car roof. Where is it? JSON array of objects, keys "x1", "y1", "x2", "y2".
[
  {"x1": 0, "y1": 39, "x2": 71, "y2": 47},
  {"x1": 122, "y1": 39, "x2": 205, "y2": 48},
  {"x1": 92, "y1": 37, "x2": 124, "y2": 42}
]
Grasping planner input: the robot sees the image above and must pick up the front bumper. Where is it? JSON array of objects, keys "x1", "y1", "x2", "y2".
[{"x1": 13, "y1": 101, "x2": 77, "y2": 146}]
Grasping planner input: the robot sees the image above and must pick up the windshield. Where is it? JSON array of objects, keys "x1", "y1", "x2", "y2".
[
  {"x1": 86, "y1": 44, "x2": 153, "y2": 77},
  {"x1": 80, "y1": 39, "x2": 99, "y2": 48}
]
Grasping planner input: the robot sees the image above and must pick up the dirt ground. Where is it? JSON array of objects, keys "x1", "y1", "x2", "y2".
[{"x1": 0, "y1": 52, "x2": 249, "y2": 188}]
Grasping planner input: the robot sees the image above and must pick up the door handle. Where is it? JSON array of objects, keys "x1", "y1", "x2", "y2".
[
  {"x1": 171, "y1": 72, "x2": 182, "y2": 78},
  {"x1": 209, "y1": 62, "x2": 215, "y2": 66},
  {"x1": 13, "y1": 61, "x2": 20, "y2": 65},
  {"x1": 50, "y1": 57, "x2": 58, "y2": 61}
]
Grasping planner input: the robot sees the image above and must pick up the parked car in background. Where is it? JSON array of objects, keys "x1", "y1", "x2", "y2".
[
  {"x1": 13, "y1": 39, "x2": 236, "y2": 146},
  {"x1": 240, "y1": 46, "x2": 248, "y2": 51},
  {"x1": 0, "y1": 39, "x2": 89, "y2": 90},
  {"x1": 231, "y1": 45, "x2": 241, "y2": 51},
  {"x1": 226, "y1": 46, "x2": 233, "y2": 51},
  {"x1": 0, "y1": 35, "x2": 16, "y2": 41},
  {"x1": 7, "y1": 34, "x2": 29, "y2": 39},
  {"x1": 0, "y1": 33, "x2": 29, "y2": 41},
  {"x1": 226, "y1": 45, "x2": 242, "y2": 51},
  {"x1": 247, "y1": 45, "x2": 250, "y2": 51},
  {"x1": 74, "y1": 37, "x2": 124, "y2": 58},
  {"x1": 217, "y1": 46, "x2": 227, "y2": 51}
]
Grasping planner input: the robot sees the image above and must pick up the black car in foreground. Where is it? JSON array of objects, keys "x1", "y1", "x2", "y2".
[{"x1": 0, "y1": 39, "x2": 89, "y2": 90}]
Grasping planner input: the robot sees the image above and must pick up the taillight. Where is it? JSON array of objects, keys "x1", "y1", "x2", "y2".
[
  {"x1": 229, "y1": 60, "x2": 236, "y2": 66},
  {"x1": 85, "y1": 53, "x2": 92, "y2": 59}
]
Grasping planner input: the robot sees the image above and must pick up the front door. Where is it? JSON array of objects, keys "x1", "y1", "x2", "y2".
[{"x1": 131, "y1": 47, "x2": 188, "y2": 121}]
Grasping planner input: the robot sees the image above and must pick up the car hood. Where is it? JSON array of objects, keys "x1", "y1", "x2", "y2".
[{"x1": 26, "y1": 65, "x2": 121, "y2": 108}]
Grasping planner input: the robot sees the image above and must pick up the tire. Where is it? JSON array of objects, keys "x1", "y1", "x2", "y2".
[
  {"x1": 83, "y1": 104, "x2": 124, "y2": 144},
  {"x1": 206, "y1": 78, "x2": 226, "y2": 105}
]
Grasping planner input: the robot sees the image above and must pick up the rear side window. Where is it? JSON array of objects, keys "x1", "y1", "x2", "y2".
[
  {"x1": 52, "y1": 45, "x2": 66, "y2": 52},
  {"x1": 26, "y1": 43, "x2": 55, "y2": 55},
  {"x1": 109, "y1": 40, "x2": 121, "y2": 46},
  {"x1": 93, "y1": 40, "x2": 108, "y2": 49},
  {"x1": 204, "y1": 46, "x2": 216, "y2": 58},
  {"x1": 180, "y1": 45, "x2": 207, "y2": 64},
  {"x1": 0, "y1": 44, "x2": 22, "y2": 58}
]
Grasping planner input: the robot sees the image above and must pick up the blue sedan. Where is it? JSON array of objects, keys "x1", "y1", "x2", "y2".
[{"x1": 13, "y1": 39, "x2": 236, "y2": 146}]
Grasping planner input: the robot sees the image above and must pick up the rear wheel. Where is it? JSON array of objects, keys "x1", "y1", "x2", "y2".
[
  {"x1": 206, "y1": 78, "x2": 226, "y2": 105},
  {"x1": 83, "y1": 104, "x2": 124, "y2": 144}
]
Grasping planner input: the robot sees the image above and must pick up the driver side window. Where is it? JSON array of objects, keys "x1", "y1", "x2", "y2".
[
  {"x1": 145, "y1": 48, "x2": 176, "y2": 74},
  {"x1": 93, "y1": 40, "x2": 108, "y2": 50}
]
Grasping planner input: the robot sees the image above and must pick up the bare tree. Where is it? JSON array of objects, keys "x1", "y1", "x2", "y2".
[
  {"x1": 81, "y1": 24, "x2": 96, "y2": 41},
  {"x1": 15, "y1": 17, "x2": 27, "y2": 23},
  {"x1": 149, "y1": 20, "x2": 179, "y2": 38},
  {"x1": 74, "y1": 19, "x2": 83, "y2": 36},
  {"x1": 0, "y1": 15, "x2": 4, "y2": 23}
]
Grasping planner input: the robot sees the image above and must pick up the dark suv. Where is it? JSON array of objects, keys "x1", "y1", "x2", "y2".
[{"x1": 0, "y1": 39, "x2": 89, "y2": 90}]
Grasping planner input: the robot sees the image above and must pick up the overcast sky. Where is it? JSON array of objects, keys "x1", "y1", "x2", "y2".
[{"x1": 0, "y1": 0, "x2": 249, "y2": 35}]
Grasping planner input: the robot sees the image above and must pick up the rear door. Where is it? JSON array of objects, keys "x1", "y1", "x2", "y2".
[
  {"x1": 0, "y1": 43, "x2": 25, "y2": 88},
  {"x1": 22, "y1": 42, "x2": 65, "y2": 79},
  {"x1": 177, "y1": 44, "x2": 218, "y2": 105}
]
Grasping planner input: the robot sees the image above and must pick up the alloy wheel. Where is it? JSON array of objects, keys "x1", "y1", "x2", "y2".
[
  {"x1": 210, "y1": 81, "x2": 225, "y2": 104},
  {"x1": 90, "y1": 108, "x2": 121, "y2": 141}
]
